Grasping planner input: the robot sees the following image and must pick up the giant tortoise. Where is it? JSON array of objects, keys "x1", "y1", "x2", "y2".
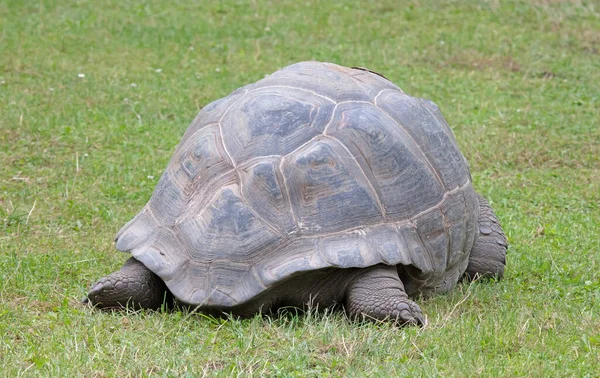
[{"x1": 85, "y1": 61, "x2": 507, "y2": 325}]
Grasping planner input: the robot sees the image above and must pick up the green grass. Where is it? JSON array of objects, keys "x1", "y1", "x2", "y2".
[{"x1": 1, "y1": 0, "x2": 599, "y2": 376}]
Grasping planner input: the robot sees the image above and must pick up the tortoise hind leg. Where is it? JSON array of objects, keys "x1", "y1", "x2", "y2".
[
  {"x1": 85, "y1": 257, "x2": 173, "y2": 310},
  {"x1": 345, "y1": 264, "x2": 425, "y2": 326},
  {"x1": 464, "y1": 194, "x2": 508, "y2": 281}
]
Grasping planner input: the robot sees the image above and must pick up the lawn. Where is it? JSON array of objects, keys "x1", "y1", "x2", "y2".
[{"x1": 1, "y1": 0, "x2": 598, "y2": 376}]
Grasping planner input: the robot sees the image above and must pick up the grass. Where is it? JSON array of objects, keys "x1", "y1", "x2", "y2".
[{"x1": 1, "y1": 0, "x2": 598, "y2": 376}]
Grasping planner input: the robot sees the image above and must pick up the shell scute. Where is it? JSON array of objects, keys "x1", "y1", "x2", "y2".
[
  {"x1": 328, "y1": 102, "x2": 445, "y2": 220},
  {"x1": 239, "y1": 159, "x2": 296, "y2": 235},
  {"x1": 220, "y1": 87, "x2": 335, "y2": 164},
  {"x1": 376, "y1": 91, "x2": 470, "y2": 189},
  {"x1": 282, "y1": 138, "x2": 383, "y2": 235},
  {"x1": 176, "y1": 185, "x2": 283, "y2": 263}
]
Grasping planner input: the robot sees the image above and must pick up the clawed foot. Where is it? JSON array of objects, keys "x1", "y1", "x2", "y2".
[
  {"x1": 345, "y1": 265, "x2": 426, "y2": 327},
  {"x1": 349, "y1": 297, "x2": 425, "y2": 326}
]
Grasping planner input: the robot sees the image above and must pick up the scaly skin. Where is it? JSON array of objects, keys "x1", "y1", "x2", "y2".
[
  {"x1": 345, "y1": 264, "x2": 425, "y2": 326},
  {"x1": 85, "y1": 257, "x2": 172, "y2": 310},
  {"x1": 464, "y1": 194, "x2": 508, "y2": 280}
]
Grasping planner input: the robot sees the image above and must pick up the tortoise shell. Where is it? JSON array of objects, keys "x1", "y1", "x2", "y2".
[{"x1": 114, "y1": 61, "x2": 478, "y2": 307}]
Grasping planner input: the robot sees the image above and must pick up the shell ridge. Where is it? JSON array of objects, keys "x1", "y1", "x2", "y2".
[
  {"x1": 216, "y1": 89, "x2": 252, "y2": 167},
  {"x1": 290, "y1": 181, "x2": 472, "y2": 242},
  {"x1": 324, "y1": 135, "x2": 387, "y2": 218},
  {"x1": 236, "y1": 168, "x2": 289, "y2": 238},
  {"x1": 374, "y1": 88, "x2": 405, "y2": 103},
  {"x1": 410, "y1": 221, "x2": 436, "y2": 275},
  {"x1": 278, "y1": 156, "x2": 299, "y2": 232},
  {"x1": 440, "y1": 205, "x2": 454, "y2": 270},
  {"x1": 249, "y1": 85, "x2": 337, "y2": 104},
  {"x1": 418, "y1": 98, "x2": 472, "y2": 187},
  {"x1": 373, "y1": 99, "x2": 446, "y2": 189}
]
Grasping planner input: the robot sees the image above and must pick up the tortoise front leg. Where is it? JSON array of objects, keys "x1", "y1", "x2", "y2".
[
  {"x1": 344, "y1": 264, "x2": 425, "y2": 326},
  {"x1": 84, "y1": 257, "x2": 173, "y2": 310}
]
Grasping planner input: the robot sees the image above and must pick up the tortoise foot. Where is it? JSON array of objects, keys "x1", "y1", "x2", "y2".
[{"x1": 345, "y1": 264, "x2": 425, "y2": 326}]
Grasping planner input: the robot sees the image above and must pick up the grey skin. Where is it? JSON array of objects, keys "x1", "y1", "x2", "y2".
[{"x1": 85, "y1": 62, "x2": 507, "y2": 326}]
